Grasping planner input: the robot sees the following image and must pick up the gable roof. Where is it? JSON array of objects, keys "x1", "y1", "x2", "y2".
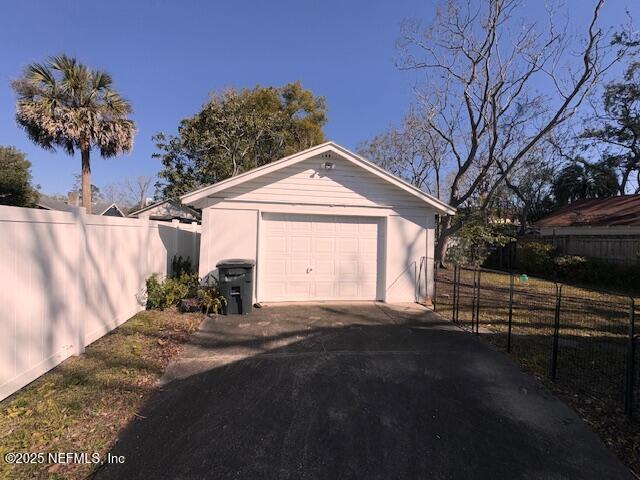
[
  {"x1": 37, "y1": 196, "x2": 125, "y2": 216},
  {"x1": 536, "y1": 195, "x2": 640, "y2": 228},
  {"x1": 180, "y1": 141, "x2": 456, "y2": 214},
  {"x1": 37, "y1": 196, "x2": 77, "y2": 213},
  {"x1": 128, "y1": 199, "x2": 201, "y2": 219},
  {"x1": 95, "y1": 202, "x2": 125, "y2": 217}
]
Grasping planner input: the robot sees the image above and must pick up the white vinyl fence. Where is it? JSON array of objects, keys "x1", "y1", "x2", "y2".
[{"x1": 0, "y1": 205, "x2": 200, "y2": 401}]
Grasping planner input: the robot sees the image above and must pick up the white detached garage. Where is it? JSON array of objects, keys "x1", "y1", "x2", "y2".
[{"x1": 182, "y1": 142, "x2": 455, "y2": 303}]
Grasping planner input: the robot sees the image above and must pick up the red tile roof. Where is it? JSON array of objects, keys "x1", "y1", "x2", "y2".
[{"x1": 536, "y1": 195, "x2": 640, "y2": 227}]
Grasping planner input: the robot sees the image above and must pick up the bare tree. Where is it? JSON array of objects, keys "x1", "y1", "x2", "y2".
[
  {"x1": 358, "y1": 109, "x2": 447, "y2": 198},
  {"x1": 502, "y1": 142, "x2": 557, "y2": 233},
  {"x1": 396, "y1": 0, "x2": 626, "y2": 262},
  {"x1": 125, "y1": 175, "x2": 154, "y2": 210},
  {"x1": 102, "y1": 175, "x2": 154, "y2": 210},
  {"x1": 102, "y1": 182, "x2": 130, "y2": 206}
]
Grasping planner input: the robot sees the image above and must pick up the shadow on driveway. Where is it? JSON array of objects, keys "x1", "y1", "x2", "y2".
[{"x1": 92, "y1": 302, "x2": 633, "y2": 480}]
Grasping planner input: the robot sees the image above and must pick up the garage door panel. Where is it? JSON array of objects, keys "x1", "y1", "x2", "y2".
[
  {"x1": 315, "y1": 259, "x2": 334, "y2": 276},
  {"x1": 314, "y1": 237, "x2": 335, "y2": 254},
  {"x1": 336, "y1": 222, "x2": 359, "y2": 235},
  {"x1": 314, "y1": 282, "x2": 334, "y2": 298},
  {"x1": 266, "y1": 220, "x2": 286, "y2": 233},
  {"x1": 265, "y1": 282, "x2": 286, "y2": 298},
  {"x1": 338, "y1": 260, "x2": 358, "y2": 276},
  {"x1": 290, "y1": 259, "x2": 309, "y2": 275},
  {"x1": 262, "y1": 214, "x2": 379, "y2": 301},
  {"x1": 337, "y1": 238, "x2": 358, "y2": 254},
  {"x1": 358, "y1": 223, "x2": 378, "y2": 236},
  {"x1": 359, "y1": 238, "x2": 377, "y2": 255},
  {"x1": 289, "y1": 221, "x2": 312, "y2": 233},
  {"x1": 359, "y1": 260, "x2": 377, "y2": 276},
  {"x1": 314, "y1": 221, "x2": 336, "y2": 233},
  {"x1": 337, "y1": 282, "x2": 358, "y2": 297},
  {"x1": 265, "y1": 259, "x2": 286, "y2": 276},
  {"x1": 290, "y1": 236, "x2": 311, "y2": 253},
  {"x1": 288, "y1": 281, "x2": 311, "y2": 297},
  {"x1": 360, "y1": 282, "x2": 377, "y2": 297},
  {"x1": 265, "y1": 236, "x2": 286, "y2": 254}
]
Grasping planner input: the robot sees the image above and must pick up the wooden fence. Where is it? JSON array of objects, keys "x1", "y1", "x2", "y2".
[{"x1": 546, "y1": 234, "x2": 640, "y2": 265}]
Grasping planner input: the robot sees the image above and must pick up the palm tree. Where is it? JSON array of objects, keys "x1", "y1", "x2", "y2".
[{"x1": 12, "y1": 55, "x2": 135, "y2": 213}]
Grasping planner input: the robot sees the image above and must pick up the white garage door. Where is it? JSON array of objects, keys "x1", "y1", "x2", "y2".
[{"x1": 261, "y1": 214, "x2": 379, "y2": 301}]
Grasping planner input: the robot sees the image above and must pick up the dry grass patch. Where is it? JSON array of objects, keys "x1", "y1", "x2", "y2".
[{"x1": 0, "y1": 308, "x2": 203, "y2": 480}]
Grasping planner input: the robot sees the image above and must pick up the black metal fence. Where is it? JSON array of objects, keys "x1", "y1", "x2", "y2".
[{"x1": 434, "y1": 264, "x2": 639, "y2": 417}]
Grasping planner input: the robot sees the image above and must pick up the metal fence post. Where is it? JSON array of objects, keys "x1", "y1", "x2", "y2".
[
  {"x1": 452, "y1": 265, "x2": 460, "y2": 323},
  {"x1": 433, "y1": 261, "x2": 438, "y2": 313},
  {"x1": 475, "y1": 269, "x2": 482, "y2": 335},
  {"x1": 471, "y1": 269, "x2": 477, "y2": 332},
  {"x1": 549, "y1": 284, "x2": 562, "y2": 381},
  {"x1": 507, "y1": 272, "x2": 514, "y2": 353},
  {"x1": 451, "y1": 264, "x2": 457, "y2": 322},
  {"x1": 625, "y1": 298, "x2": 636, "y2": 416}
]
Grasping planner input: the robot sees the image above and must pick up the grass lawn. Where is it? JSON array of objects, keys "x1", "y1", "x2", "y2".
[
  {"x1": 435, "y1": 267, "x2": 640, "y2": 475},
  {"x1": 0, "y1": 308, "x2": 204, "y2": 480}
]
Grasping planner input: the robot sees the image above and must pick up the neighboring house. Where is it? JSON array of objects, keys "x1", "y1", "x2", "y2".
[
  {"x1": 128, "y1": 199, "x2": 201, "y2": 223},
  {"x1": 182, "y1": 141, "x2": 455, "y2": 304},
  {"x1": 535, "y1": 195, "x2": 640, "y2": 265},
  {"x1": 37, "y1": 193, "x2": 125, "y2": 217}
]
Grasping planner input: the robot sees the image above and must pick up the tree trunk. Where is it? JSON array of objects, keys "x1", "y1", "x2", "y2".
[
  {"x1": 518, "y1": 204, "x2": 530, "y2": 235},
  {"x1": 434, "y1": 216, "x2": 460, "y2": 267},
  {"x1": 81, "y1": 145, "x2": 92, "y2": 214}
]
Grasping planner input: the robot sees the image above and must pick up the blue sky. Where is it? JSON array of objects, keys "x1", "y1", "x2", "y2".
[{"x1": 0, "y1": 0, "x2": 637, "y2": 195}]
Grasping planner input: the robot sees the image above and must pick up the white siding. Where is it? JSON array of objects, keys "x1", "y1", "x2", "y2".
[
  {"x1": 216, "y1": 155, "x2": 427, "y2": 209},
  {"x1": 199, "y1": 208, "x2": 258, "y2": 280},
  {"x1": 385, "y1": 215, "x2": 429, "y2": 302}
]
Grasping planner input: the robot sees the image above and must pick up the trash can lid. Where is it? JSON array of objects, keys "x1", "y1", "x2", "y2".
[{"x1": 216, "y1": 258, "x2": 256, "y2": 268}]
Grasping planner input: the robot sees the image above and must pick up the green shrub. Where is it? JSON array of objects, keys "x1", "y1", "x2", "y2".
[
  {"x1": 447, "y1": 220, "x2": 514, "y2": 267},
  {"x1": 145, "y1": 274, "x2": 166, "y2": 310},
  {"x1": 197, "y1": 280, "x2": 226, "y2": 315},
  {"x1": 145, "y1": 273, "x2": 227, "y2": 313},
  {"x1": 145, "y1": 273, "x2": 199, "y2": 310},
  {"x1": 516, "y1": 241, "x2": 555, "y2": 275},
  {"x1": 554, "y1": 255, "x2": 589, "y2": 279},
  {"x1": 170, "y1": 255, "x2": 193, "y2": 278}
]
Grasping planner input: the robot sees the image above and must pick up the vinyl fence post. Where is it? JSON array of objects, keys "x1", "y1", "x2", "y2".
[
  {"x1": 625, "y1": 298, "x2": 636, "y2": 416},
  {"x1": 191, "y1": 221, "x2": 199, "y2": 270},
  {"x1": 170, "y1": 219, "x2": 180, "y2": 275},
  {"x1": 73, "y1": 206, "x2": 87, "y2": 355},
  {"x1": 507, "y1": 273, "x2": 514, "y2": 353},
  {"x1": 549, "y1": 284, "x2": 562, "y2": 381}
]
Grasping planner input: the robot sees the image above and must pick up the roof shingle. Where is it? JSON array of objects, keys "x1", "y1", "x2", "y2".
[{"x1": 536, "y1": 195, "x2": 640, "y2": 227}]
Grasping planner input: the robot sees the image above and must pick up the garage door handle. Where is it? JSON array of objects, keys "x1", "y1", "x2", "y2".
[{"x1": 306, "y1": 267, "x2": 313, "y2": 273}]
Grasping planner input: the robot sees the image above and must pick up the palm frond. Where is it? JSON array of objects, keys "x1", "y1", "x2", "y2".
[
  {"x1": 25, "y1": 62, "x2": 56, "y2": 88},
  {"x1": 49, "y1": 54, "x2": 77, "y2": 75},
  {"x1": 102, "y1": 90, "x2": 133, "y2": 116},
  {"x1": 92, "y1": 70, "x2": 113, "y2": 91}
]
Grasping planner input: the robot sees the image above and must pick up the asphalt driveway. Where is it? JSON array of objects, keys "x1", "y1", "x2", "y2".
[{"x1": 93, "y1": 302, "x2": 633, "y2": 479}]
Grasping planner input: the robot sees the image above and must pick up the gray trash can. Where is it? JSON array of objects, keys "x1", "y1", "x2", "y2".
[{"x1": 217, "y1": 259, "x2": 255, "y2": 315}]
